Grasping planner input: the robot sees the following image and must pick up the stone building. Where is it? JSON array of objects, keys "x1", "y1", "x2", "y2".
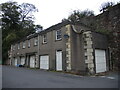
[{"x1": 9, "y1": 21, "x2": 109, "y2": 74}]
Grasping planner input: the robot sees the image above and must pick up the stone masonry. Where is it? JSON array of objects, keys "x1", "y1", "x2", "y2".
[
  {"x1": 65, "y1": 25, "x2": 72, "y2": 71},
  {"x1": 83, "y1": 31, "x2": 94, "y2": 74}
]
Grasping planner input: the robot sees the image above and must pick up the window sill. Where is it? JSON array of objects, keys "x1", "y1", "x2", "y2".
[
  {"x1": 55, "y1": 39, "x2": 62, "y2": 42},
  {"x1": 34, "y1": 45, "x2": 38, "y2": 46},
  {"x1": 42, "y1": 42, "x2": 47, "y2": 45}
]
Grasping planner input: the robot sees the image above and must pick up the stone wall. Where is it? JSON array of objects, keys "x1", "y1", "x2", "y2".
[
  {"x1": 65, "y1": 25, "x2": 72, "y2": 71},
  {"x1": 83, "y1": 31, "x2": 94, "y2": 74},
  {"x1": 81, "y1": 3, "x2": 120, "y2": 70},
  {"x1": 95, "y1": 3, "x2": 120, "y2": 70}
]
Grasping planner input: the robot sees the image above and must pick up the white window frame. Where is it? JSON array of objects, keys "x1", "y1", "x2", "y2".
[
  {"x1": 28, "y1": 40, "x2": 31, "y2": 48},
  {"x1": 43, "y1": 34, "x2": 47, "y2": 43},
  {"x1": 56, "y1": 30, "x2": 62, "y2": 40},
  {"x1": 11, "y1": 45, "x2": 13, "y2": 51},
  {"x1": 22, "y1": 41, "x2": 26, "y2": 49},
  {"x1": 13, "y1": 45, "x2": 15, "y2": 51},
  {"x1": 34, "y1": 37, "x2": 38, "y2": 46},
  {"x1": 18, "y1": 43, "x2": 20, "y2": 49}
]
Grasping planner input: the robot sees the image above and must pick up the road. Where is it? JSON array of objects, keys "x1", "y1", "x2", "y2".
[
  {"x1": 2, "y1": 65, "x2": 119, "y2": 88},
  {"x1": 0, "y1": 65, "x2": 2, "y2": 90}
]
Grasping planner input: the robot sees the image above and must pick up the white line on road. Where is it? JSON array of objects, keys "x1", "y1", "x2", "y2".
[
  {"x1": 107, "y1": 77, "x2": 115, "y2": 79},
  {"x1": 100, "y1": 76, "x2": 116, "y2": 80}
]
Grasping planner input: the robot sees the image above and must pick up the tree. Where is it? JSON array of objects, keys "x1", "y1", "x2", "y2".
[
  {"x1": 19, "y1": 3, "x2": 38, "y2": 27},
  {"x1": 63, "y1": 9, "x2": 94, "y2": 24},
  {"x1": 99, "y1": 2, "x2": 115, "y2": 12},
  {"x1": 0, "y1": 1, "x2": 42, "y2": 64},
  {"x1": 62, "y1": 9, "x2": 95, "y2": 29}
]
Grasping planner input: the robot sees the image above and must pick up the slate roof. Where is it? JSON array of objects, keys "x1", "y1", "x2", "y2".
[{"x1": 12, "y1": 20, "x2": 93, "y2": 44}]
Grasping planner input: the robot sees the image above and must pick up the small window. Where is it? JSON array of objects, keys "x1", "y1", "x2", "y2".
[
  {"x1": 34, "y1": 37, "x2": 38, "y2": 46},
  {"x1": 56, "y1": 30, "x2": 62, "y2": 40},
  {"x1": 13, "y1": 45, "x2": 15, "y2": 51},
  {"x1": 11, "y1": 45, "x2": 13, "y2": 51},
  {"x1": 28, "y1": 40, "x2": 30, "y2": 48},
  {"x1": 22, "y1": 41, "x2": 26, "y2": 49},
  {"x1": 18, "y1": 43, "x2": 20, "y2": 49},
  {"x1": 43, "y1": 34, "x2": 47, "y2": 43}
]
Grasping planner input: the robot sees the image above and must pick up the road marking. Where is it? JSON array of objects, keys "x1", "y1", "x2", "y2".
[
  {"x1": 107, "y1": 77, "x2": 115, "y2": 79},
  {"x1": 99, "y1": 76, "x2": 116, "y2": 80},
  {"x1": 100, "y1": 76, "x2": 106, "y2": 78}
]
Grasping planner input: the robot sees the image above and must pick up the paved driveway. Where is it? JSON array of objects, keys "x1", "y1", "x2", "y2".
[{"x1": 2, "y1": 65, "x2": 119, "y2": 88}]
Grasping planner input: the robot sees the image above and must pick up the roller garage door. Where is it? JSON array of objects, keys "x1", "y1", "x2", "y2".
[
  {"x1": 40, "y1": 55, "x2": 49, "y2": 70},
  {"x1": 95, "y1": 49, "x2": 107, "y2": 73},
  {"x1": 30, "y1": 55, "x2": 35, "y2": 68},
  {"x1": 56, "y1": 50, "x2": 62, "y2": 71},
  {"x1": 21, "y1": 57, "x2": 25, "y2": 65},
  {"x1": 14, "y1": 58, "x2": 17, "y2": 66}
]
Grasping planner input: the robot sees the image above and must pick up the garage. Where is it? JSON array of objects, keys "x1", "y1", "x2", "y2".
[
  {"x1": 40, "y1": 55, "x2": 49, "y2": 70},
  {"x1": 56, "y1": 50, "x2": 62, "y2": 71},
  {"x1": 21, "y1": 57, "x2": 25, "y2": 65},
  {"x1": 30, "y1": 55, "x2": 35, "y2": 68},
  {"x1": 95, "y1": 49, "x2": 107, "y2": 73},
  {"x1": 14, "y1": 58, "x2": 17, "y2": 66}
]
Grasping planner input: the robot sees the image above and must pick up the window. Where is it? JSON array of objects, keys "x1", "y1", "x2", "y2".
[
  {"x1": 56, "y1": 30, "x2": 62, "y2": 40},
  {"x1": 34, "y1": 37, "x2": 38, "y2": 46},
  {"x1": 11, "y1": 45, "x2": 13, "y2": 51},
  {"x1": 43, "y1": 34, "x2": 47, "y2": 43},
  {"x1": 28, "y1": 40, "x2": 30, "y2": 48},
  {"x1": 13, "y1": 45, "x2": 15, "y2": 51},
  {"x1": 22, "y1": 41, "x2": 26, "y2": 49},
  {"x1": 18, "y1": 43, "x2": 20, "y2": 49}
]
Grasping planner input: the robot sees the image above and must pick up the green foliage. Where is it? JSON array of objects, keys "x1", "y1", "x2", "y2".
[
  {"x1": 96, "y1": 29, "x2": 111, "y2": 35},
  {"x1": 67, "y1": 9, "x2": 94, "y2": 23},
  {"x1": 1, "y1": 1, "x2": 42, "y2": 64},
  {"x1": 5, "y1": 33, "x2": 17, "y2": 43}
]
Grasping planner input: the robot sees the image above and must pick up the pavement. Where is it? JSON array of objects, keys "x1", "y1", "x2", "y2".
[
  {"x1": 0, "y1": 65, "x2": 2, "y2": 90},
  {"x1": 2, "y1": 65, "x2": 119, "y2": 88}
]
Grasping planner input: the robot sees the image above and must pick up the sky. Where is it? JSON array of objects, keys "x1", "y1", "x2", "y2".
[{"x1": 0, "y1": 0, "x2": 120, "y2": 29}]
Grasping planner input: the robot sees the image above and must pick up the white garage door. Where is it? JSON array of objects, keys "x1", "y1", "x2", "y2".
[
  {"x1": 40, "y1": 55, "x2": 49, "y2": 70},
  {"x1": 95, "y1": 49, "x2": 107, "y2": 73},
  {"x1": 15, "y1": 58, "x2": 17, "y2": 66},
  {"x1": 30, "y1": 55, "x2": 35, "y2": 68},
  {"x1": 21, "y1": 57, "x2": 25, "y2": 65},
  {"x1": 56, "y1": 51, "x2": 62, "y2": 71}
]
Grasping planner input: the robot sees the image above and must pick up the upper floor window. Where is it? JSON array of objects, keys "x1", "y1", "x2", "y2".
[
  {"x1": 28, "y1": 40, "x2": 31, "y2": 48},
  {"x1": 56, "y1": 30, "x2": 62, "y2": 40},
  {"x1": 34, "y1": 37, "x2": 38, "y2": 46},
  {"x1": 13, "y1": 45, "x2": 15, "y2": 51},
  {"x1": 43, "y1": 34, "x2": 47, "y2": 43},
  {"x1": 22, "y1": 41, "x2": 26, "y2": 49},
  {"x1": 18, "y1": 43, "x2": 20, "y2": 49},
  {"x1": 11, "y1": 45, "x2": 13, "y2": 51}
]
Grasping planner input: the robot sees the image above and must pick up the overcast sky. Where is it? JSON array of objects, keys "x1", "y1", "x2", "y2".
[{"x1": 0, "y1": 0, "x2": 119, "y2": 29}]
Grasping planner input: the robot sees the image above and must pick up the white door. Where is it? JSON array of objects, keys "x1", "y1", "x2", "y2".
[
  {"x1": 30, "y1": 55, "x2": 35, "y2": 68},
  {"x1": 56, "y1": 51, "x2": 62, "y2": 71},
  {"x1": 95, "y1": 49, "x2": 107, "y2": 73},
  {"x1": 40, "y1": 55, "x2": 49, "y2": 70},
  {"x1": 15, "y1": 58, "x2": 17, "y2": 66},
  {"x1": 21, "y1": 57, "x2": 25, "y2": 65}
]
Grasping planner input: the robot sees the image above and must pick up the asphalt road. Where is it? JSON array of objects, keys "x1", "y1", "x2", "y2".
[
  {"x1": 0, "y1": 65, "x2": 2, "y2": 89},
  {"x1": 2, "y1": 65, "x2": 119, "y2": 88}
]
